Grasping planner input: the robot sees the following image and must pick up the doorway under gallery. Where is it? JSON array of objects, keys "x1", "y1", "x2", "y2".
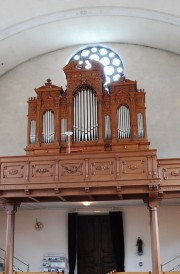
[{"x1": 68, "y1": 212, "x2": 124, "y2": 274}]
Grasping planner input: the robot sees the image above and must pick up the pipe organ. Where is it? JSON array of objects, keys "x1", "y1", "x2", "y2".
[{"x1": 25, "y1": 60, "x2": 149, "y2": 155}]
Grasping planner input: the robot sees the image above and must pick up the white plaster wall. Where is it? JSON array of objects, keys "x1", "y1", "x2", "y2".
[
  {"x1": 123, "y1": 206, "x2": 151, "y2": 271},
  {"x1": 0, "y1": 206, "x2": 180, "y2": 272},
  {"x1": 0, "y1": 209, "x2": 68, "y2": 272},
  {"x1": 0, "y1": 43, "x2": 180, "y2": 158}
]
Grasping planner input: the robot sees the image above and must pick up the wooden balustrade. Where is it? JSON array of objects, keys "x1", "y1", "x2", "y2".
[
  {"x1": 1, "y1": 150, "x2": 180, "y2": 203},
  {"x1": 0, "y1": 149, "x2": 160, "y2": 203}
]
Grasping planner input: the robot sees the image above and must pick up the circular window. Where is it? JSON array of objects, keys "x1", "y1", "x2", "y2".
[{"x1": 69, "y1": 45, "x2": 124, "y2": 87}]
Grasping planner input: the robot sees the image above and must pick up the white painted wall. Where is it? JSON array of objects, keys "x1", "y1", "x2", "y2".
[
  {"x1": 0, "y1": 209, "x2": 68, "y2": 272},
  {"x1": 0, "y1": 205, "x2": 180, "y2": 272},
  {"x1": 0, "y1": 43, "x2": 180, "y2": 158}
]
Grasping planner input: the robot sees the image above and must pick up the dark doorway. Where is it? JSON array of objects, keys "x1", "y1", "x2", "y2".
[{"x1": 77, "y1": 215, "x2": 116, "y2": 274}]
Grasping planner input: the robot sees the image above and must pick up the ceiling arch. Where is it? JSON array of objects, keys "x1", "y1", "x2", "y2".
[
  {"x1": 1, "y1": 7, "x2": 180, "y2": 41},
  {"x1": 0, "y1": 2, "x2": 180, "y2": 76}
]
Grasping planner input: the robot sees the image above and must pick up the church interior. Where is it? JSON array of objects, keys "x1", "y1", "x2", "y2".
[{"x1": 0, "y1": 1, "x2": 180, "y2": 274}]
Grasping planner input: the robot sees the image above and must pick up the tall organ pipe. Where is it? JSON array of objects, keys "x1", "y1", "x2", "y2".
[{"x1": 73, "y1": 86, "x2": 98, "y2": 142}]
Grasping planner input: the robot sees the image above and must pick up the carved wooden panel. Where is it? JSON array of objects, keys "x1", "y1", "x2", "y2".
[
  {"x1": 135, "y1": 94, "x2": 145, "y2": 107},
  {"x1": 29, "y1": 102, "x2": 37, "y2": 116},
  {"x1": 89, "y1": 159, "x2": 116, "y2": 180},
  {"x1": 30, "y1": 161, "x2": 55, "y2": 182},
  {"x1": 1, "y1": 163, "x2": 25, "y2": 184},
  {"x1": 114, "y1": 86, "x2": 129, "y2": 93},
  {"x1": 120, "y1": 158, "x2": 147, "y2": 179},
  {"x1": 59, "y1": 160, "x2": 85, "y2": 181},
  {"x1": 160, "y1": 165, "x2": 180, "y2": 181}
]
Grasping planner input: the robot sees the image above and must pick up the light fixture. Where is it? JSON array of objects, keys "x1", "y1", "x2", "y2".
[
  {"x1": 34, "y1": 218, "x2": 44, "y2": 231},
  {"x1": 65, "y1": 131, "x2": 73, "y2": 153},
  {"x1": 82, "y1": 201, "x2": 91, "y2": 206}
]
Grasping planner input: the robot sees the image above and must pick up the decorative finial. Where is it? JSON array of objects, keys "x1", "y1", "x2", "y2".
[
  {"x1": 45, "y1": 78, "x2": 52, "y2": 87},
  {"x1": 120, "y1": 73, "x2": 126, "y2": 82},
  {"x1": 46, "y1": 78, "x2": 51, "y2": 83}
]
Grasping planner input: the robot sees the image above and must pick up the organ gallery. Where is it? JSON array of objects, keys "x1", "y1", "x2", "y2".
[{"x1": 1, "y1": 58, "x2": 180, "y2": 204}]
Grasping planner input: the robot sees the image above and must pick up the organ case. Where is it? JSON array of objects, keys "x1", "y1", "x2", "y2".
[{"x1": 25, "y1": 60, "x2": 149, "y2": 155}]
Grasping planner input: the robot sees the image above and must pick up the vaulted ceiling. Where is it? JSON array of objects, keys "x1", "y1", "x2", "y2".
[{"x1": 0, "y1": 0, "x2": 180, "y2": 77}]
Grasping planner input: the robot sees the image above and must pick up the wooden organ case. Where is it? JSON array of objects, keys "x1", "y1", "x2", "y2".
[
  {"x1": 25, "y1": 60, "x2": 150, "y2": 155},
  {"x1": 21, "y1": 59, "x2": 160, "y2": 203}
]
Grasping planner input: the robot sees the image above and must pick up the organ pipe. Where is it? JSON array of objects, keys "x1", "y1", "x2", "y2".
[
  {"x1": 117, "y1": 105, "x2": 131, "y2": 139},
  {"x1": 137, "y1": 113, "x2": 144, "y2": 138},
  {"x1": 61, "y1": 118, "x2": 67, "y2": 142},
  {"x1": 73, "y1": 86, "x2": 98, "y2": 142},
  {"x1": 30, "y1": 120, "x2": 36, "y2": 144},
  {"x1": 104, "y1": 115, "x2": 111, "y2": 140},
  {"x1": 42, "y1": 110, "x2": 55, "y2": 143}
]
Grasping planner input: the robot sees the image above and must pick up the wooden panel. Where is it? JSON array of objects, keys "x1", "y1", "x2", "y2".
[
  {"x1": 1, "y1": 163, "x2": 25, "y2": 184},
  {"x1": 29, "y1": 161, "x2": 55, "y2": 182},
  {"x1": 158, "y1": 160, "x2": 180, "y2": 188},
  {"x1": 120, "y1": 158, "x2": 147, "y2": 179},
  {"x1": 159, "y1": 165, "x2": 180, "y2": 182},
  {"x1": 59, "y1": 160, "x2": 85, "y2": 181},
  {"x1": 89, "y1": 159, "x2": 116, "y2": 181}
]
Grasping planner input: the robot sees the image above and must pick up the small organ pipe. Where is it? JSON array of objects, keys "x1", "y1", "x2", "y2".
[
  {"x1": 117, "y1": 106, "x2": 131, "y2": 139},
  {"x1": 78, "y1": 92, "x2": 81, "y2": 141},
  {"x1": 87, "y1": 88, "x2": 91, "y2": 140},
  {"x1": 73, "y1": 100, "x2": 76, "y2": 138},
  {"x1": 52, "y1": 111, "x2": 54, "y2": 142},
  {"x1": 84, "y1": 88, "x2": 87, "y2": 141},
  {"x1": 42, "y1": 110, "x2": 55, "y2": 143},
  {"x1": 104, "y1": 116, "x2": 111, "y2": 140},
  {"x1": 137, "y1": 113, "x2": 144, "y2": 138},
  {"x1": 90, "y1": 91, "x2": 93, "y2": 140},
  {"x1": 95, "y1": 94, "x2": 98, "y2": 139},
  {"x1": 81, "y1": 89, "x2": 84, "y2": 140},
  {"x1": 30, "y1": 120, "x2": 36, "y2": 144},
  {"x1": 75, "y1": 94, "x2": 78, "y2": 141},
  {"x1": 61, "y1": 118, "x2": 67, "y2": 142}
]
